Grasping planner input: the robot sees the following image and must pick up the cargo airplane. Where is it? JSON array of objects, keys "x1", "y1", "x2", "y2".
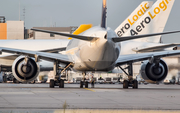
[
  {"x1": 0, "y1": 1, "x2": 153, "y2": 83},
  {"x1": 0, "y1": 0, "x2": 180, "y2": 89}
]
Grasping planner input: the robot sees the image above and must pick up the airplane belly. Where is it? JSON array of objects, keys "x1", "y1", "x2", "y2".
[
  {"x1": 78, "y1": 40, "x2": 117, "y2": 71},
  {"x1": 73, "y1": 61, "x2": 115, "y2": 71}
]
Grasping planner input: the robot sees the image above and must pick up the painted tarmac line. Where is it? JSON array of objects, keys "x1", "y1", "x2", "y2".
[{"x1": 84, "y1": 88, "x2": 96, "y2": 92}]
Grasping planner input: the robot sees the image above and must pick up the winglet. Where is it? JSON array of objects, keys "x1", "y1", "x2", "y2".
[{"x1": 101, "y1": 0, "x2": 107, "y2": 28}]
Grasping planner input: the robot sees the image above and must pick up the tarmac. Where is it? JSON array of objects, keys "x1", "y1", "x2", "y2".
[{"x1": 0, "y1": 83, "x2": 180, "y2": 113}]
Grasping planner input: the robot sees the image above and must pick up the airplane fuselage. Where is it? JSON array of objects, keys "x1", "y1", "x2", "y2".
[{"x1": 66, "y1": 26, "x2": 120, "y2": 71}]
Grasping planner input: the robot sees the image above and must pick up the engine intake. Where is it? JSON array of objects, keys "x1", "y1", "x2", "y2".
[
  {"x1": 12, "y1": 56, "x2": 40, "y2": 83},
  {"x1": 140, "y1": 59, "x2": 168, "y2": 84}
]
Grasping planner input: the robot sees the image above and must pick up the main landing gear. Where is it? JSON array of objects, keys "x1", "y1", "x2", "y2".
[
  {"x1": 49, "y1": 61, "x2": 72, "y2": 88},
  {"x1": 80, "y1": 72, "x2": 89, "y2": 88},
  {"x1": 80, "y1": 81, "x2": 89, "y2": 88},
  {"x1": 119, "y1": 62, "x2": 138, "y2": 89},
  {"x1": 50, "y1": 79, "x2": 64, "y2": 88}
]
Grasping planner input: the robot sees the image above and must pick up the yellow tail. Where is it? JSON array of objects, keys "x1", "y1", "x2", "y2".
[{"x1": 68, "y1": 24, "x2": 92, "y2": 39}]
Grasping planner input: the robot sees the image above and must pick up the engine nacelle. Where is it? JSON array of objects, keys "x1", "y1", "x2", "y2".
[
  {"x1": 140, "y1": 59, "x2": 168, "y2": 84},
  {"x1": 12, "y1": 56, "x2": 40, "y2": 83}
]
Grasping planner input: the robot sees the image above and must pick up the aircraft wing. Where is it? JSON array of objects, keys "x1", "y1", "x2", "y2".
[
  {"x1": 132, "y1": 43, "x2": 179, "y2": 52},
  {"x1": 0, "y1": 47, "x2": 67, "y2": 61},
  {"x1": 40, "y1": 47, "x2": 66, "y2": 53},
  {"x1": 116, "y1": 50, "x2": 180, "y2": 66},
  {"x1": 0, "y1": 47, "x2": 73, "y2": 64},
  {"x1": 0, "y1": 54, "x2": 19, "y2": 60}
]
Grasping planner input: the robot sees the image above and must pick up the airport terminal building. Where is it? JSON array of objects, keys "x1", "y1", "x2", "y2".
[{"x1": 0, "y1": 18, "x2": 24, "y2": 40}]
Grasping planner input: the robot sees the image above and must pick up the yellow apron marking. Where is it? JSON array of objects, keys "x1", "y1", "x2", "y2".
[{"x1": 84, "y1": 88, "x2": 96, "y2": 92}]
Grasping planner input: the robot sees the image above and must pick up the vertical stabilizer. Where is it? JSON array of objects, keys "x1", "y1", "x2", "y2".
[
  {"x1": 123, "y1": 0, "x2": 175, "y2": 43},
  {"x1": 115, "y1": 1, "x2": 154, "y2": 37},
  {"x1": 101, "y1": 0, "x2": 107, "y2": 28},
  {"x1": 68, "y1": 24, "x2": 92, "y2": 39}
]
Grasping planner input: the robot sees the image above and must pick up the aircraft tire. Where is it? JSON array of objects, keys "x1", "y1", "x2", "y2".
[
  {"x1": 13, "y1": 78, "x2": 19, "y2": 83},
  {"x1": 13, "y1": 78, "x2": 16, "y2": 83},
  {"x1": 59, "y1": 79, "x2": 64, "y2": 88},
  {"x1": 80, "y1": 81, "x2": 83, "y2": 88},
  {"x1": 123, "y1": 80, "x2": 128, "y2": 89},
  {"x1": 85, "y1": 81, "x2": 88, "y2": 88},
  {"x1": 132, "y1": 80, "x2": 138, "y2": 89},
  {"x1": 50, "y1": 79, "x2": 55, "y2": 88}
]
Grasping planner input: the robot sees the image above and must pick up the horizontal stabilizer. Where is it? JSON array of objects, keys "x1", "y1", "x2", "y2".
[
  {"x1": 112, "y1": 30, "x2": 180, "y2": 42},
  {"x1": 31, "y1": 29, "x2": 98, "y2": 42}
]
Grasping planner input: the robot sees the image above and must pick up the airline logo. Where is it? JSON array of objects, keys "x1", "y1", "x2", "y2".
[
  {"x1": 129, "y1": 0, "x2": 173, "y2": 36},
  {"x1": 116, "y1": 1, "x2": 153, "y2": 37},
  {"x1": 128, "y1": 3, "x2": 150, "y2": 26}
]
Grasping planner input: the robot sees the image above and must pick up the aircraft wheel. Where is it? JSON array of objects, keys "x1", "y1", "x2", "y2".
[
  {"x1": 59, "y1": 79, "x2": 64, "y2": 88},
  {"x1": 13, "y1": 78, "x2": 19, "y2": 83},
  {"x1": 132, "y1": 80, "x2": 138, "y2": 89},
  {"x1": 80, "y1": 81, "x2": 83, "y2": 88},
  {"x1": 13, "y1": 78, "x2": 16, "y2": 83},
  {"x1": 123, "y1": 80, "x2": 128, "y2": 89},
  {"x1": 85, "y1": 81, "x2": 88, "y2": 88},
  {"x1": 50, "y1": 79, "x2": 55, "y2": 88},
  {"x1": 3, "y1": 75, "x2": 7, "y2": 83}
]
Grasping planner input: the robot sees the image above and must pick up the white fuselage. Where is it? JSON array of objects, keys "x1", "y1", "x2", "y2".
[{"x1": 66, "y1": 26, "x2": 119, "y2": 71}]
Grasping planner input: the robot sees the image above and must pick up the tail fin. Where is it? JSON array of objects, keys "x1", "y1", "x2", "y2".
[
  {"x1": 123, "y1": 0, "x2": 175, "y2": 43},
  {"x1": 101, "y1": 0, "x2": 107, "y2": 28},
  {"x1": 115, "y1": 1, "x2": 154, "y2": 37},
  {"x1": 68, "y1": 24, "x2": 92, "y2": 39}
]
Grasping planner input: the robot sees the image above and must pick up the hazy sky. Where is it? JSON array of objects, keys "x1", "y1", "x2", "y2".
[{"x1": 1, "y1": 0, "x2": 180, "y2": 43}]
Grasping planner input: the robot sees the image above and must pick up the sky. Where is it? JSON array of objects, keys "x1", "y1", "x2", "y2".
[{"x1": 0, "y1": 0, "x2": 180, "y2": 43}]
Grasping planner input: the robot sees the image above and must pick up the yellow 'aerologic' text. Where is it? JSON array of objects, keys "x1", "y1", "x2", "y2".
[
  {"x1": 148, "y1": 0, "x2": 169, "y2": 19},
  {"x1": 128, "y1": 3, "x2": 150, "y2": 26}
]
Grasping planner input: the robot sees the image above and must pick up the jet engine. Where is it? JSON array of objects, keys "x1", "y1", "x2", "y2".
[
  {"x1": 12, "y1": 56, "x2": 40, "y2": 83},
  {"x1": 140, "y1": 59, "x2": 168, "y2": 84}
]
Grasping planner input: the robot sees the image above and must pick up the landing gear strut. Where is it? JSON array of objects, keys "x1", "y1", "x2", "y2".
[
  {"x1": 49, "y1": 61, "x2": 72, "y2": 88},
  {"x1": 119, "y1": 62, "x2": 138, "y2": 89}
]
